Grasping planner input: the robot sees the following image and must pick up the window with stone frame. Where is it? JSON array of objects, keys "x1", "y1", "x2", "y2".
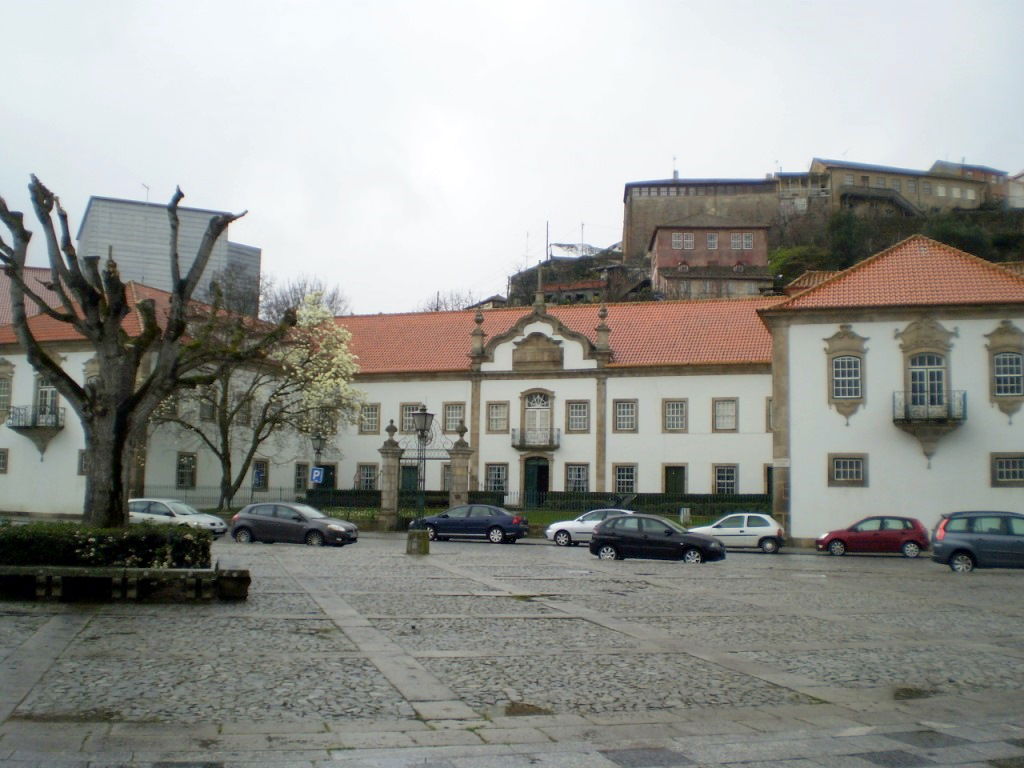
[
  {"x1": 712, "y1": 398, "x2": 738, "y2": 432},
  {"x1": 359, "y1": 403, "x2": 381, "y2": 434},
  {"x1": 613, "y1": 464, "x2": 636, "y2": 493},
  {"x1": 400, "y1": 403, "x2": 424, "y2": 433},
  {"x1": 828, "y1": 454, "x2": 868, "y2": 487},
  {"x1": 443, "y1": 403, "x2": 465, "y2": 433},
  {"x1": 730, "y1": 233, "x2": 743, "y2": 250},
  {"x1": 706, "y1": 232, "x2": 718, "y2": 250},
  {"x1": 487, "y1": 401, "x2": 510, "y2": 433},
  {"x1": 565, "y1": 463, "x2": 589, "y2": 492},
  {"x1": 662, "y1": 399, "x2": 688, "y2": 432},
  {"x1": 176, "y1": 453, "x2": 197, "y2": 489},
  {"x1": 294, "y1": 462, "x2": 309, "y2": 492},
  {"x1": 485, "y1": 463, "x2": 507, "y2": 492},
  {"x1": 199, "y1": 388, "x2": 216, "y2": 421},
  {"x1": 825, "y1": 324, "x2": 868, "y2": 422},
  {"x1": 986, "y1": 321, "x2": 1024, "y2": 419},
  {"x1": 357, "y1": 463, "x2": 378, "y2": 490},
  {"x1": 566, "y1": 400, "x2": 590, "y2": 433},
  {"x1": 614, "y1": 399, "x2": 638, "y2": 432},
  {"x1": 682, "y1": 233, "x2": 694, "y2": 250},
  {"x1": 671, "y1": 232, "x2": 684, "y2": 249},
  {"x1": 742, "y1": 232, "x2": 753, "y2": 250},
  {"x1": 713, "y1": 464, "x2": 737, "y2": 494},
  {"x1": 251, "y1": 459, "x2": 269, "y2": 491},
  {"x1": 234, "y1": 393, "x2": 252, "y2": 427},
  {"x1": 991, "y1": 453, "x2": 1024, "y2": 487},
  {"x1": 0, "y1": 365, "x2": 12, "y2": 419}
]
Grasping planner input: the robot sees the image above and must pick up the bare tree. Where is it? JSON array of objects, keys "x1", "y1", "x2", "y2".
[
  {"x1": 417, "y1": 288, "x2": 479, "y2": 312},
  {"x1": 0, "y1": 176, "x2": 294, "y2": 527},
  {"x1": 260, "y1": 274, "x2": 349, "y2": 321}
]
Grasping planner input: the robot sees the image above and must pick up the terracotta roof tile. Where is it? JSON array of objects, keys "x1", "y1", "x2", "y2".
[
  {"x1": 0, "y1": 267, "x2": 59, "y2": 325},
  {"x1": 0, "y1": 282, "x2": 184, "y2": 345},
  {"x1": 773, "y1": 235, "x2": 1024, "y2": 311},
  {"x1": 337, "y1": 297, "x2": 783, "y2": 374}
]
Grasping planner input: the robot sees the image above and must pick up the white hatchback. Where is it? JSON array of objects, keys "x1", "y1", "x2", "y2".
[
  {"x1": 545, "y1": 509, "x2": 635, "y2": 547},
  {"x1": 687, "y1": 512, "x2": 785, "y2": 553},
  {"x1": 128, "y1": 498, "x2": 228, "y2": 538}
]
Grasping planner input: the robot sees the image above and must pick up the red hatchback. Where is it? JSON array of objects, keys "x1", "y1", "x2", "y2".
[{"x1": 816, "y1": 516, "x2": 929, "y2": 558}]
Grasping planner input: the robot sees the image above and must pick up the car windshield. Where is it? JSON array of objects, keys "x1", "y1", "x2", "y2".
[
  {"x1": 167, "y1": 502, "x2": 201, "y2": 516},
  {"x1": 291, "y1": 504, "x2": 326, "y2": 519}
]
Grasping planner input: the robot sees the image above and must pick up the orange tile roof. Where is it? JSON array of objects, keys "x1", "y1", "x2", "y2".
[
  {"x1": 0, "y1": 282, "x2": 184, "y2": 344},
  {"x1": 337, "y1": 296, "x2": 783, "y2": 374},
  {"x1": 0, "y1": 267, "x2": 59, "y2": 325},
  {"x1": 772, "y1": 235, "x2": 1024, "y2": 311},
  {"x1": 784, "y1": 270, "x2": 839, "y2": 295}
]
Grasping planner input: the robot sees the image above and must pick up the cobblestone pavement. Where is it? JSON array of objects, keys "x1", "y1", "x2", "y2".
[{"x1": 1, "y1": 533, "x2": 1023, "y2": 767}]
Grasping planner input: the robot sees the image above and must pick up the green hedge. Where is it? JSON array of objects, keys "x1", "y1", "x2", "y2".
[{"x1": 0, "y1": 523, "x2": 212, "y2": 568}]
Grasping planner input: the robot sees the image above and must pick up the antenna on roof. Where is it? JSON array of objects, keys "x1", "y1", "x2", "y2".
[
  {"x1": 141, "y1": 183, "x2": 150, "y2": 202},
  {"x1": 672, "y1": 155, "x2": 678, "y2": 180}
]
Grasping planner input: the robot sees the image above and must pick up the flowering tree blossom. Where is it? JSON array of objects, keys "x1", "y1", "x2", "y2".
[{"x1": 152, "y1": 294, "x2": 361, "y2": 510}]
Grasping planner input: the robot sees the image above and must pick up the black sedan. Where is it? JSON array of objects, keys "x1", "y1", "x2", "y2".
[
  {"x1": 409, "y1": 504, "x2": 529, "y2": 544},
  {"x1": 589, "y1": 513, "x2": 725, "y2": 563},
  {"x1": 230, "y1": 502, "x2": 358, "y2": 546}
]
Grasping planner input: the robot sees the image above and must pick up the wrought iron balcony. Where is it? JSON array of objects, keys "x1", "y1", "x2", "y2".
[
  {"x1": 511, "y1": 427, "x2": 561, "y2": 451},
  {"x1": 6, "y1": 405, "x2": 65, "y2": 429},
  {"x1": 892, "y1": 391, "x2": 966, "y2": 423}
]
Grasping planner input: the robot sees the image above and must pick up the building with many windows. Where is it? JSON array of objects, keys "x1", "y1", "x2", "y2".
[{"x1": 1, "y1": 237, "x2": 1022, "y2": 542}]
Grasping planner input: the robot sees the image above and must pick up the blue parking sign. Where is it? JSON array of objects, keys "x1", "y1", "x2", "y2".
[{"x1": 310, "y1": 466, "x2": 324, "y2": 485}]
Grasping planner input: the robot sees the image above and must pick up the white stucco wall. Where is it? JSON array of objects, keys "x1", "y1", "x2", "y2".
[
  {"x1": 0, "y1": 350, "x2": 92, "y2": 515},
  {"x1": 785, "y1": 314, "x2": 1024, "y2": 540}
]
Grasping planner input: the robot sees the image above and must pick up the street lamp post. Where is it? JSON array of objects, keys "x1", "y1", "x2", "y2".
[
  {"x1": 410, "y1": 405, "x2": 434, "y2": 518},
  {"x1": 311, "y1": 431, "x2": 325, "y2": 487}
]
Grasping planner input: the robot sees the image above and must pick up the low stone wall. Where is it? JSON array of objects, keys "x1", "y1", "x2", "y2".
[{"x1": 0, "y1": 564, "x2": 250, "y2": 602}]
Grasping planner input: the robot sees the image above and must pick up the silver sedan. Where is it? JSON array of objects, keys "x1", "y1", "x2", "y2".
[
  {"x1": 128, "y1": 498, "x2": 228, "y2": 537},
  {"x1": 545, "y1": 508, "x2": 635, "y2": 547}
]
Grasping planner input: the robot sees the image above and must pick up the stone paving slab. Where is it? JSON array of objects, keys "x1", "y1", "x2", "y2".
[{"x1": 0, "y1": 533, "x2": 1022, "y2": 767}]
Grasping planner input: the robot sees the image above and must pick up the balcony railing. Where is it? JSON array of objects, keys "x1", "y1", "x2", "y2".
[
  {"x1": 6, "y1": 405, "x2": 66, "y2": 429},
  {"x1": 892, "y1": 391, "x2": 966, "y2": 423},
  {"x1": 511, "y1": 427, "x2": 561, "y2": 451}
]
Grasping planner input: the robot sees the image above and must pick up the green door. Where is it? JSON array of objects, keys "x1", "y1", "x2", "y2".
[
  {"x1": 665, "y1": 466, "x2": 687, "y2": 495},
  {"x1": 524, "y1": 457, "x2": 549, "y2": 508}
]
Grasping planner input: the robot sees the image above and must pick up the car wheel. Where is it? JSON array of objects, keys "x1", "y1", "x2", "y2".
[
  {"x1": 233, "y1": 527, "x2": 254, "y2": 544},
  {"x1": 426, "y1": 525, "x2": 438, "y2": 541},
  {"x1": 682, "y1": 548, "x2": 704, "y2": 564},
  {"x1": 759, "y1": 537, "x2": 780, "y2": 554},
  {"x1": 828, "y1": 539, "x2": 846, "y2": 556},
  {"x1": 487, "y1": 526, "x2": 505, "y2": 544},
  {"x1": 596, "y1": 544, "x2": 620, "y2": 560},
  {"x1": 553, "y1": 530, "x2": 572, "y2": 547},
  {"x1": 901, "y1": 541, "x2": 921, "y2": 558},
  {"x1": 949, "y1": 551, "x2": 975, "y2": 573},
  {"x1": 305, "y1": 530, "x2": 325, "y2": 547}
]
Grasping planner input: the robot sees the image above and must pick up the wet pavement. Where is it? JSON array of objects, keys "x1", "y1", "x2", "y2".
[{"x1": 1, "y1": 533, "x2": 1022, "y2": 766}]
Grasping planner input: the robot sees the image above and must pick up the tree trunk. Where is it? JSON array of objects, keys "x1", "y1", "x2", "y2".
[{"x1": 81, "y1": 410, "x2": 133, "y2": 527}]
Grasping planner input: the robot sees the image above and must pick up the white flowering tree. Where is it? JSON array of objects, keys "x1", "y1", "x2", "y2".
[{"x1": 151, "y1": 294, "x2": 361, "y2": 510}]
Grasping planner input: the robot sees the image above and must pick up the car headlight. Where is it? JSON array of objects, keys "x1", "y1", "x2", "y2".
[
  {"x1": 709, "y1": 541, "x2": 722, "y2": 549},
  {"x1": 327, "y1": 524, "x2": 349, "y2": 533},
  {"x1": 817, "y1": 533, "x2": 829, "y2": 540}
]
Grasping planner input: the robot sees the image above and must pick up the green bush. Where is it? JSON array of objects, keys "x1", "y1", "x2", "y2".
[{"x1": 0, "y1": 523, "x2": 212, "y2": 568}]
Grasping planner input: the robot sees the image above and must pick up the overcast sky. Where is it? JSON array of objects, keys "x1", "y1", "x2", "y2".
[{"x1": 2, "y1": 0, "x2": 1021, "y2": 314}]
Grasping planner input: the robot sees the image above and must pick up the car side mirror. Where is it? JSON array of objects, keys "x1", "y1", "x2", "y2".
[
  {"x1": 440, "y1": 513, "x2": 449, "y2": 518},
  {"x1": 292, "y1": 515, "x2": 303, "y2": 521}
]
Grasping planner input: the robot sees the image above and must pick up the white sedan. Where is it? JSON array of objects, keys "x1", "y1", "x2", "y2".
[
  {"x1": 545, "y1": 509, "x2": 635, "y2": 547},
  {"x1": 687, "y1": 512, "x2": 785, "y2": 553},
  {"x1": 128, "y1": 498, "x2": 228, "y2": 537}
]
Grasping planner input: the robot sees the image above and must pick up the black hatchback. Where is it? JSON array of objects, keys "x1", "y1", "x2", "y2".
[
  {"x1": 230, "y1": 502, "x2": 358, "y2": 547},
  {"x1": 589, "y1": 513, "x2": 726, "y2": 563},
  {"x1": 409, "y1": 504, "x2": 529, "y2": 544}
]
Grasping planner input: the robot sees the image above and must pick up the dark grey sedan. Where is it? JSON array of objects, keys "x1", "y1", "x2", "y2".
[
  {"x1": 589, "y1": 513, "x2": 726, "y2": 563},
  {"x1": 230, "y1": 502, "x2": 358, "y2": 547}
]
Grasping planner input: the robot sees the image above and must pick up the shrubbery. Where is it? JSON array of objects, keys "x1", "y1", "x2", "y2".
[{"x1": 0, "y1": 523, "x2": 212, "y2": 568}]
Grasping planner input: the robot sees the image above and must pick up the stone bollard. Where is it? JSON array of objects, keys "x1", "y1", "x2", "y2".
[{"x1": 406, "y1": 529, "x2": 430, "y2": 555}]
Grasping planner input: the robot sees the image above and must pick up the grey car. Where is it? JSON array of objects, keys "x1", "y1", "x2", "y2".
[
  {"x1": 931, "y1": 510, "x2": 1024, "y2": 572},
  {"x1": 230, "y1": 502, "x2": 358, "y2": 547},
  {"x1": 128, "y1": 498, "x2": 228, "y2": 538}
]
